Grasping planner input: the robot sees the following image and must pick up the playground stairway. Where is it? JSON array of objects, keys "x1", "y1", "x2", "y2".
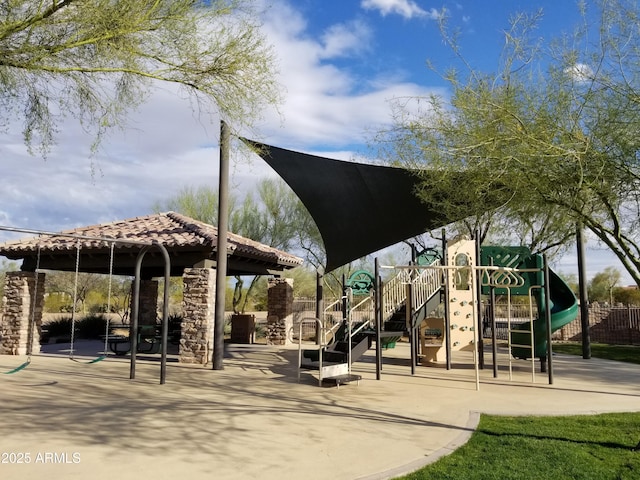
[
  {"x1": 299, "y1": 264, "x2": 443, "y2": 385},
  {"x1": 300, "y1": 322, "x2": 372, "y2": 386},
  {"x1": 383, "y1": 291, "x2": 442, "y2": 335},
  {"x1": 381, "y1": 266, "x2": 443, "y2": 347},
  {"x1": 301, "y1": 322, "x2": 372, "y2": 365}
]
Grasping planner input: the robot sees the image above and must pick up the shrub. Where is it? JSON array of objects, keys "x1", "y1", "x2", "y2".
[
  {"x1": 43, "y1": 317, "x2": 72, "y2": 337},
  {"x1": 168, "y1": 313, "x2": 183, "y2": 344},
  {"x1": 75, "y1": 314, "x2": 108, "y2": 339}
]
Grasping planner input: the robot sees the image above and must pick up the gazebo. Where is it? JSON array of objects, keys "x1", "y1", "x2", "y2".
[{"x1": 0, "y1": 212, "x2": 303, "y2": 363}]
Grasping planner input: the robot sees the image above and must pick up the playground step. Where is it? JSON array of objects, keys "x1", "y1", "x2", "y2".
[
  {"x1": 300, "y1": 360, "x2": 345, "y2": 371},
  {"x1": 322, "y1": 373, "x2": 362, "y2": 388}
]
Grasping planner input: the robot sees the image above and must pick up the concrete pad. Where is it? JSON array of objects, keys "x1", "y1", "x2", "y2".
[{"x1": 0, "y1": 341, "x2": 638, "y2": 480}]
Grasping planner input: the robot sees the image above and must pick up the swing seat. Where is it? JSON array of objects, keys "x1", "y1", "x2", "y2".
[{"x1": 3, "y1": 359, "x2": 31, "y2": 374}]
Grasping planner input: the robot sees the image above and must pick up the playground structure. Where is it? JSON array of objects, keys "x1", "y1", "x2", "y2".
[
  {"x1": 295, "y1": 236, "x2": 579, "y2": 389},
  {"x1": 1, "y1": 138, "x2": 581, "y2": 392}
]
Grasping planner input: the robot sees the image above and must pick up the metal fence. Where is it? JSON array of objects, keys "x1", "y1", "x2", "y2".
[
  {"x1": 557, "y1": 303, "x2": 640, "y2": 345},
  {"x1": 482, "y1": 303, "x2": 533, "y2": 340},
  {"x1": 292, "y1": 297, "x2": 318, "y2": 340}
]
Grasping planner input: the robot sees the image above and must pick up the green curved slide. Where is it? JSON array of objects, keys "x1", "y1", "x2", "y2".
[{"x1": 511, "y1": 268, "x2": 579, "y2": 359}]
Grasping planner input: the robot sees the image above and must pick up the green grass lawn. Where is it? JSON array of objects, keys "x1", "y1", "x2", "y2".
[
  {"x1": 552, "y1": 342, "x2": 640, "y2": 365},
  {"x1": 400, "y1": 412, "x2": 640, "y2": 480},
  {"x1": 398, "y1": 343, "x2": 640, "y2": 480}
]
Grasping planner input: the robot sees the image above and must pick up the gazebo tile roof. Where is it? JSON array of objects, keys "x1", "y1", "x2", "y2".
[{"x1": 0, "y1": 212, "x2": 303, "y2": 268}]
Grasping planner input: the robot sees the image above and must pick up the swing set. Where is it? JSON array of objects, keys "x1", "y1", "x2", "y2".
[
  {"x1": 0, "y1": 225, "x2": 172, "y2": 384},
  {"x1": 67, "y1": 240, "x2": 116, "y2": 364}
]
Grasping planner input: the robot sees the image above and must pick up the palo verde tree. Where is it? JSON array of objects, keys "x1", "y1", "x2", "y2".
[
  {"x1": 229, "y1": 178, "x2": 300, "y2": 313},
  {"x1": 377, "y1": 1, "x2": 640, "y2": 284},
  {"x1": 0, "y1": 0, "x2": 281, "y2": 156},
  {"x1": 151, "y1": 185, "x2": 232, "y2": 226}
]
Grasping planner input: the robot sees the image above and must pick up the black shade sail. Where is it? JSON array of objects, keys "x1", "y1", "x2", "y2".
[{"x1": 242, "y1": 139, "x2": 455, "y2": 272}]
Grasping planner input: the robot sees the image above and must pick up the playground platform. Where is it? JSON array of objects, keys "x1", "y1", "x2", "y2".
[{"x1": 1, "y1": 340, "x2": 639, "y2": 480}]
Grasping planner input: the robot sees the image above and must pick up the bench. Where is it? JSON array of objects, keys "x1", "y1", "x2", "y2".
[
  {"x1": 102, "y1": 325, "x2": 162, "y2": 356},
  {"x1": 102, "y1": 335, "x2": 131, "y2": 356}
]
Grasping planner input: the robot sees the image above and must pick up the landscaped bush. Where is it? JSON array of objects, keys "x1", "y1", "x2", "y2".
[
  {"x1": 42, "y1": 315, "x2": 110, "y2": 339},
  {"x1": 43, "y1": 317, "x2": 72, "y2": 337},
  {"x1": 75, "y1": 314, "x2": 109, "y2": 339},
  {"x1": 168, "y1": 313, "x2": 183, "y2": 344}
]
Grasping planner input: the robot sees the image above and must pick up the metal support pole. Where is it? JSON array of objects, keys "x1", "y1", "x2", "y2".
[
  {"x1": 316, "y1": 271, "x2": 323, "y2": 346},
  {"x1": 375, "y1": 258, "x2": 382, "y2": 380},
  {"x1": 475, "y1": 231, "x2": 484, "y2": 369},
  {"x1": 442, "y1": 229, "x2": 451, "y2": 370},
  {"x1": 129, "y1": 243, "x2": 171, "y2": 385},
  {"x1": 213, "y1": 120, "x2": 230, "y2": 370},
  {"x1": 154, "y1": 241, "x2": 171, "y2": 385},
  {"x1": 543, "y1": 254, "x2": 554, "y2": 385},
  {"x1": 130, "y1": 245, "x2": 151, "y2": 380},
  {"x1": 411, "y1": 244, "x2": 420, "y2": 367},
  {"x1": 342, "y1": 273, "x2": 347, "y2": 320},
  {"x1": 576, "y1": 224, "x2": 591, "y2": 359},
  {"x1": 406, "y1": 281, "x2": 415, "y2": 375},
  {"x1": 490, "y1": 284, "x2": 498, "y2": 378}
]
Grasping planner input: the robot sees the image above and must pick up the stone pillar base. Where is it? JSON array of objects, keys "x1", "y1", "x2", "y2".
[
  {"x1": 266, "y1": 278, "x2": 294, "y2": 346},
  {"x1": 0, "y1": 271, "x2": 45, "y2": 355},
  {"x1": 181, "y1": 268, "x2": 215, "y2": 364}
]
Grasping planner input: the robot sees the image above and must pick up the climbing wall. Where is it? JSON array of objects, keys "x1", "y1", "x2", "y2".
[{"x1": 446, "y1": 238, "x2": 477, "y2": 352}]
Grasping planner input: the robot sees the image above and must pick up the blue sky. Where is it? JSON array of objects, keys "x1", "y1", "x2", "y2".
[{"x1": 0, "y1": 0, "x2": 630, "y2": 284}]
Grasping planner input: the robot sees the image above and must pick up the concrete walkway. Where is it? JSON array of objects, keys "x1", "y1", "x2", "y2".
[{"x1": 1, "y1": 340, "x2": 639, "y2": 480}]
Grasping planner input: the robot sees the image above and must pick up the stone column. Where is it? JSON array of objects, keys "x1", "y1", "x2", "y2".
[
  {"x1": 0, "y1": 271, "x2": 45, "y2": 355},
  {"x1": 181, "y1": 268, "x2": 215, "y2": 364},
  {"x1": 132, "y1": 279, "x2": 159, "y2": 325},
  {"x1": 266, "y1": 277, "x2": 294, "y2": 346}
]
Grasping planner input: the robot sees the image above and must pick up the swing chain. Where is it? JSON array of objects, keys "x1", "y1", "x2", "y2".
[
  {"x1": 69, "y1": 239, "x2": 82, "y2": 360},
  {"x1": 102, "y1": 242, "x2": 115, "y2": 356}
]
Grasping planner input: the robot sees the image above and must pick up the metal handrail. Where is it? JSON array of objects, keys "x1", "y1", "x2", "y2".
[
  {"x1": 411, "y1": 266, "x2": 442, "y2": 313},
  {"x1": 296, "y1": 317, "x2": 325, "y2": 386},
  {"x1": 350, "y1": 293, "x2": 375, "y2": 329},
  {"x1": 382, "y1": 260, "x2": 443, "y2": 324},
  {"x1": 382, "y1": 271, "x2": 407, "y2": 321}
]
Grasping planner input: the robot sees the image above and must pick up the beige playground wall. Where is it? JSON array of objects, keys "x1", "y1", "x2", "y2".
[{"x1": 446, "y1": 238, "x2": 477, "y2": 352}]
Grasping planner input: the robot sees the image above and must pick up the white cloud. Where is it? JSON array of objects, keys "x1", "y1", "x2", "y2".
[
  {"x1": 319, "y1": 20, "x2": 373, "y2": 59},
  {"x1": 255, "y1": 2, "x2": 441, "y2": 149},
  {"x1": 360, "y1": 0, "x2": 442, "y2": 19},
  {"x1": 0, "y1": 0, "x2": 445, "y2": 244},
  {"x1": 565, "y1": 63, "x2": 595, "y2": 83}
]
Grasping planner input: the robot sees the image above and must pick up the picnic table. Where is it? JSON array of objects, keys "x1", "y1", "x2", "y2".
[{"x1": 102, "y1": 325, "x2": 162, "y2": 356}]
